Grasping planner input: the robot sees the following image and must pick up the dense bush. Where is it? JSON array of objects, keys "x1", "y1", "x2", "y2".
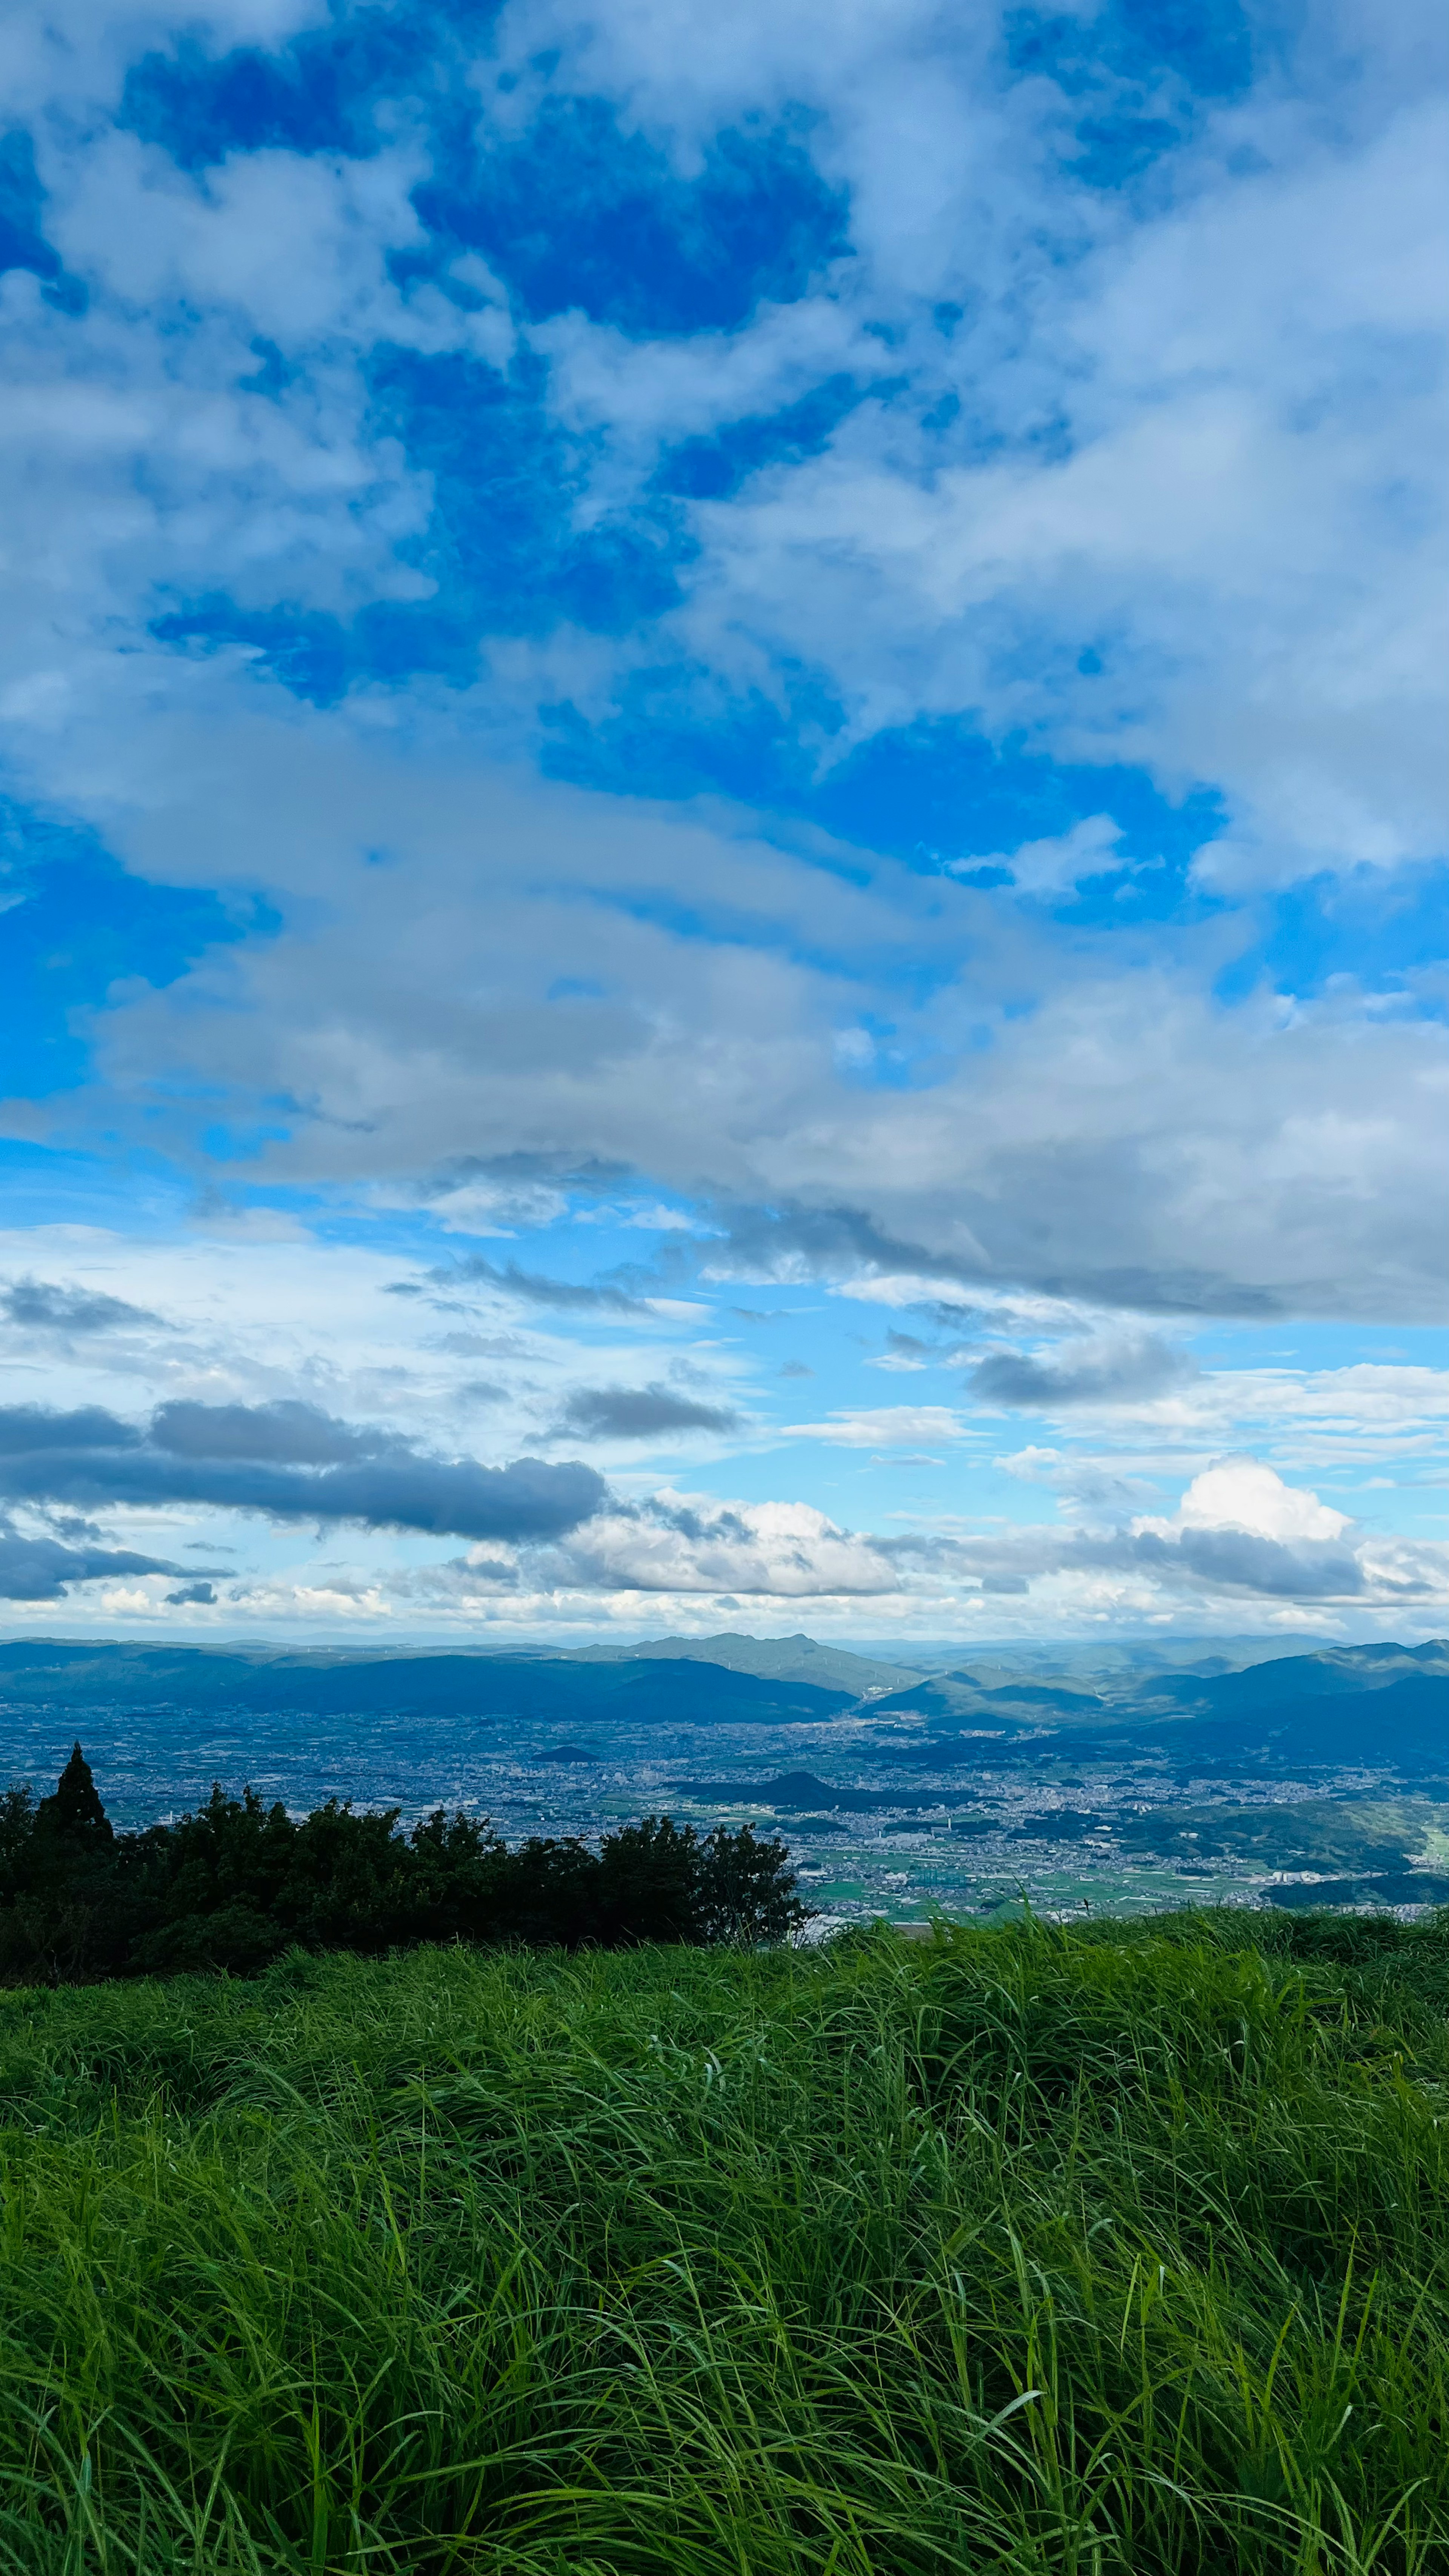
[{"x1": 0, "y1": 1744, "x2": 805, "y2": 1983}]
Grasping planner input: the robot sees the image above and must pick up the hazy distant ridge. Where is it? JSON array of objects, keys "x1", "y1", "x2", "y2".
[{"x1": 1, "y1": 1634, "x2": 1446, "y2": 1768}]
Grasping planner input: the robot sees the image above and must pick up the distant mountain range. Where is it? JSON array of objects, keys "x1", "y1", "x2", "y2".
[
  {"x1": 549, "y1": 1630, "x2": 920, "y2": 1693},
  {"x1": 1, "y1": 1633, "x2": 1447, "y2": 1773},
  {"x1": 0, "y1": 1639, "x2": 860, "y2": 1729}
]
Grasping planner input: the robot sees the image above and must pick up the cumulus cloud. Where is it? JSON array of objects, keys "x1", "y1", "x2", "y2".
[
  {"x1": 1107, "y1": 1459, "x2": 1368, "y2": 1602},
  {"x1": 553, "y1": 1383, "x2": 743, "y2": 1440},
  {"x1": 0, "y1": 1401, "x2": 606, "y2": 1542},
  {"x1": 423, "y1": 1452, "x2": 1447, "y2": 1621},
  {"x1": 1134, "y1": 1523, "x2": 1366, "y2": 1601},
  {"x1": 1164, "y1": 1458, "x2": 1351, "y2": 1545},
  {"x1": 932, "y1": 1467, "x2": 1433, "y2": 1613},
  {"x1": 522, "y1": 1490, "x2": 904, "y2": 1598}
]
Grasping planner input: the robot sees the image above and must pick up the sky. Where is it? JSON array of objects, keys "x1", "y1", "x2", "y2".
[{"x1": 0, "y1": 0, "x2": 1446, "y2": 1648}]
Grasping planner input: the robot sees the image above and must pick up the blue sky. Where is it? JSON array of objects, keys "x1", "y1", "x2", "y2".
[{"x1": 0, "y1": 0, "x2": 1445, "y2": 1643}]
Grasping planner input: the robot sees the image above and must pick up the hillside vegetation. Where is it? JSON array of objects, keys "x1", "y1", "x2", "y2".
[
  {"x1": 4, "y1": 1910, "x2": 1449, "y2": 2571},
  {"x1": 0, "y1": 1748, "x2": 802, "y2": 1984}
]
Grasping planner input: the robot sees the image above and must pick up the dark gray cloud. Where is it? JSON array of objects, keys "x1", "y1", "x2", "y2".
[
  {"x1": 715, "y1": 1203, "x2": 970, "y2": 1288},
  {"x1": 151, "y1": 1399, "x2": 393, "y2": 1466},
  {"x1": 0, "y1": 1521, "x2": 185, "y2": 1601},
  {"x1": 710, "y1": 1201, "x2": 1286, "y2": 1320},
  {"x1": 555, "y1": 1384, "x2": 744, "y2": 1441},
  {"x1": 405, "y1": 1256, "x2": 649, "y2": 1316},
  {"x1": 165, "y1": 1580, "x2": 217, "y2": 1606},
  {"x1": 0, "y1": 1276, "x2": 158, "y2": 1335},
  {"x1": 874, "y1": 1515, "x2": 1380, "y2": 1606},
  {"x1": 1052, "y1": 1526, "x2": 1372, "y2": 1602},
  {"x1": 970, "y1": 1334, "x2": 1194, "y2": 1409},
  {"x1": 1145, "y1": 1527, "x2": 1369, "y2": 1601},
  {"x1": 0, "y1": 1402, "x2": 607, "y2": 1543},
  {"x1": 0, "y1": 1405, "x2": 138, "y2": 1455}
]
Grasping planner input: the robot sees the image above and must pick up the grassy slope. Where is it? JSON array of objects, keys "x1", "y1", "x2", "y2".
[{"x1": 2, "y1": 1916, "x2": 1449, "y2": 2572}]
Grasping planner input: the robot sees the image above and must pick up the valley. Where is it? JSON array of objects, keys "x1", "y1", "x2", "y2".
[{"x1": 5, "y1": 1629, "x2": 1449, "y2": 1925}]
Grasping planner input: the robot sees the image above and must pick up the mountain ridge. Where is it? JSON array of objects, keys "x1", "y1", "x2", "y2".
[{"x1": 0, "y1": 1636, "x2": 1445, "y2": 1767}]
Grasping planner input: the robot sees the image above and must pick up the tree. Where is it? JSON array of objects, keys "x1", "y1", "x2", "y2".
[
  {"x1": 698, "y1": 1823, "x2": 807, "y2": 1945},
  {"x1": 35, "y1": 1744, "x2": 114, "y2": 1847},
  {"x1": 0, "y1": 1751, "x2": 809, "y2": 1985},
  {"x1": 0, "y1": 1787, "x2": 37, "y2": 1901},
  {"x1": 596, "y1": 1816, "x2": 705, "y2": 1944}
]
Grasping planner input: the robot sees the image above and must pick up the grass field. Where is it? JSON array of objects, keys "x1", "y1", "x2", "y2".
[{"x1": 3, "y1": 1912, "x2": 1449, "y2": 2573}]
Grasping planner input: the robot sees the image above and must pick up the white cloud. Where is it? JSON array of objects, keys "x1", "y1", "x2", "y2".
[
  {"x1": 983, "y1": 1360, "x2": 1449, "y2": 1479},
  {"x1": 492, "y1": 0, "x2": 1448, "y2": 885},
  {"x1": 0, "y1": 0, "x2": 1441, "y2": 912},
  {"x1": 529, "y1": 292, "x2": 872, "y2": 467},
  {"x1": 0, "y1": 0, "x2": 328, "y2": 124},
  {"x1": 4, "y1": 694, "x2": 1445, "y2": 1326},
  {"x1": 948, "y1": 815, "x2": 1126, "y2": 897},
  {"x1": 786, "y1": 1406, "x2": 966, "y2": 1447},
  {"x1": 529, "y1": 1490, "x2": 902, "y2": 1597},
  {"x1": 1138, "y1": 1458, "x2": 1350, "y2": 1545}
]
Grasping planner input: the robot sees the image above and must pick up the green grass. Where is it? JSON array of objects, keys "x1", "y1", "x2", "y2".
[{"x1": 3, "y1": 1912, "x2": 1449, "y2": 2572}]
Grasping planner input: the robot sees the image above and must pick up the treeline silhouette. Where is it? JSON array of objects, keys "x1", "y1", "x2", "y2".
[{"x1": 0, "y1": 1744, "x2": 807, "y2": 1985}]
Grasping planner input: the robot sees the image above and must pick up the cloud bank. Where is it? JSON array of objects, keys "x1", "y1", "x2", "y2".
[{"x1": 0, "y1": 1403, "x2": 606, "y2": 1543}]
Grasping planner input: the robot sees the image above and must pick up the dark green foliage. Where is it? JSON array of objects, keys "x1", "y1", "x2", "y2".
[
  {"x1": 5, "y1": 1916, "x2": 1449, "y2": 2568},
  {"x1": 0, "y1": 1751, "x2": 805, "y2": 1984},
  {"x1": 695, "y1": 1815, "x2": 808, "y2": 1940},
  {"x1": 34, "y1": 1742, "x2": 112, "y2": 1846}
]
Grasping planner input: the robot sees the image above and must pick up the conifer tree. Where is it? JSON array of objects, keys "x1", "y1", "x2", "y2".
[{"x1": 35, "y1": 1744, "x2": 114, "y2": 1845}]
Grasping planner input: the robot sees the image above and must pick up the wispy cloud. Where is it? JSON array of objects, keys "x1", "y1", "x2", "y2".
[{"x1": 409, "y1": 1257, "x2": 651, "y2": 1317}]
